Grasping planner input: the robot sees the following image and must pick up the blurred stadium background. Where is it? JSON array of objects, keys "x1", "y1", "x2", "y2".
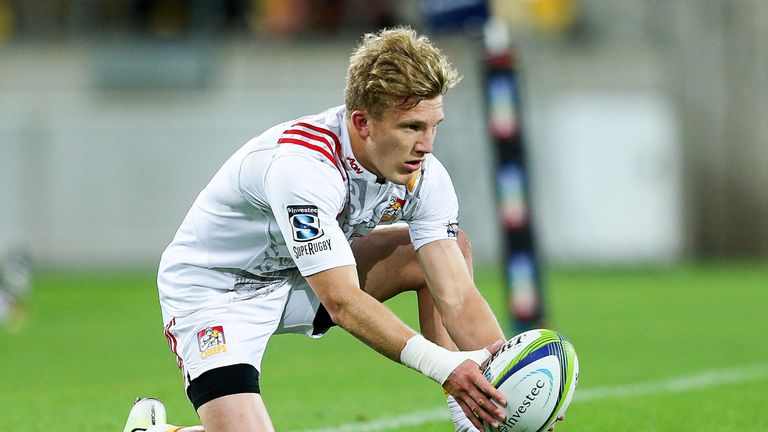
[
  {"x1": 1, "y1": 0, "x2": 767, "y2": 431},
  {"x1": 2, "y1": 0, "x2": 767, "y2": 268}
]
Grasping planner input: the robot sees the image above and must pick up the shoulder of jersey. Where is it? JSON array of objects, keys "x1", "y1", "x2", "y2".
[{"x1": 275, "y1": 119, "x2": 347, "y2": 180}]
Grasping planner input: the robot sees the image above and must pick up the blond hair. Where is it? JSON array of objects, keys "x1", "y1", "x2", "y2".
[{"x1": 345, "y1": 26, "x2": 461, "y2": 118}]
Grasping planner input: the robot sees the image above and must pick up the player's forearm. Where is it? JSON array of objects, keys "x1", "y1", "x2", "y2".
[
  {"x1": 306, "y1": 266, "x2": 415, "y2": 362},
  {"x1": 417, "y1": 241, "x2": 504, "y2": 349},
  {"x1": 329, "y1": 289, "x2": 492, "y2": 385},
  {"x1": 440, "y1": 290, "x2": 504, "y2": 350},
  {"x1": 327, "y1": 286, "x2": 416, "y2": 362},
  {"x1": 307, "y1": 266, "x2": 491, "y2": 384}
]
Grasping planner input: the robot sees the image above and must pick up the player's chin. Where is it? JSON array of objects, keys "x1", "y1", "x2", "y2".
[{"x1": 386, "y1": 171, "x2": 411, "y2": 185}]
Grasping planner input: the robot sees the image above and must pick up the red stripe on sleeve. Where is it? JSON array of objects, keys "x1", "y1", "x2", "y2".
[
  {"x1": 277, "y1": 137, "x2": 345, "y2": 179},
  {"x1": 277, "y1": 138, "x2": 336, "y2": 165},
  {"x1": 283, "y1": 128, "x2": 335, "y2": 154},
  {"x1": 292, "y1": 122, "x2": 346, "y2": 180},
  {"x1": 294, "y1": 122, "x2": 342, "y2": 149}
]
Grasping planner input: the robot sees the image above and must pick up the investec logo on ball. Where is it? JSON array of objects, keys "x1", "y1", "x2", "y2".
[
  {"x1": 498, "y1": 369, "x2": 554, "y2": 431},
  {"x1": 288, "y1": 205, "x2": 323, "y2": 242}
]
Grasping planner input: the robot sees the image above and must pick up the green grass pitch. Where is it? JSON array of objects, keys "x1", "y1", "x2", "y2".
[{"x1": 1, "y1": 262, "x2": 766, "y2": 431}]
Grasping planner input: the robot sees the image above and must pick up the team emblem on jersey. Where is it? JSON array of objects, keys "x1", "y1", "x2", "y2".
[
  {"x1": 447, "y1": 222, "x2": 459, "y2": 238},
  {"x1": 287, "y1": 205, "x2": 324, "y2": 242},
  {"x1": 380, "y1": 196, "x2": 406, "y2": 223},
  {"x1": 198, "y1": 325, "x2": 227, "y2": 359}
]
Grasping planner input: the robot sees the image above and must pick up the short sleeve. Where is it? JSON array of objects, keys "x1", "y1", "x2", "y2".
[
  {"x1": 407, "y1": 156, "x2": 460, "y2": 250},
  {"x1": 264, "y1": 153, "x2": 356, "y2": 276}
]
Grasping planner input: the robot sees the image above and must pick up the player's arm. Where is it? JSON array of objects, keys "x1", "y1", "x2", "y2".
[
  {"x1": 416, "y1": 239, "x2": 508, "y2": 429},
  {"x1": 408, "y1": 157, "x2": 504, "y2": 350},
  {"x1": 305, "y1": 265, "x2": 413, "y2": 361},
  {"x1": 416, "y1": 238, "x2": 505, "y2": 350},
  {"x1": 305, "y1": 264, "x2": 507, "y2": 428},
  {"x1": 259, "y1": 151, "x2": 506, "y2": 427}
]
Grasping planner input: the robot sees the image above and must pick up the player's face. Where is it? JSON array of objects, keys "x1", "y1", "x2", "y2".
[{"x1": 365, "y1": 96, "x2": 445, "y2": 185}]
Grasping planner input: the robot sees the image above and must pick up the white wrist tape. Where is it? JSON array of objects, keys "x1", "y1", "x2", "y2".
[{"x1": 400, "y1": 334, "x2": 491, "y2": 385}]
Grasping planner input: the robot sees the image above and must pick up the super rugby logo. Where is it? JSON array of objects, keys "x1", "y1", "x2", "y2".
[
  {"x1": 292, "y1": 238, "x2": 332, "y2": 259},
  {"x1": 287, "y1": 205, "x2": 323, "y2": 242}
]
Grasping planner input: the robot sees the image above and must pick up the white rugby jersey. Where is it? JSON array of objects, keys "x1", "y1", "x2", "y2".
[{"x1": 158, "y1": 105, "x2": 460, "y2": 317}]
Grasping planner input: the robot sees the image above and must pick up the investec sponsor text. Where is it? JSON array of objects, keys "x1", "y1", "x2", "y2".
[{"x1": 497, "y1": 379, "x2": 547, "y2": 431}]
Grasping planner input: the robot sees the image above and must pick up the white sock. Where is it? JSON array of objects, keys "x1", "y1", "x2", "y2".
[{"x1": 447, "y1": 396, "x2": 480, "y2": 432}]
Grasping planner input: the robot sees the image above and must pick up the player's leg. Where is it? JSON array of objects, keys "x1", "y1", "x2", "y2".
[
  {"x1": 196, "y1": 393, "x2": 274, "y2": 432},
  {"x1": 160, "y1": 281, "x2": 294, "y2": 432},
  {"x1": 184, "y1": 343, "x2": 277, "y2": 431}
]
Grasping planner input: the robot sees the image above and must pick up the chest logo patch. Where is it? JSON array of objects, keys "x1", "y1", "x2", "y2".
[{"x1": 380, "y1": 196, "x2": 406, "y2": 223}]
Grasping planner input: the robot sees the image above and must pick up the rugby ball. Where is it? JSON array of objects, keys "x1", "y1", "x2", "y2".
[{"x1": 482, "y1": 329, "x2": 579, "y2": 432}]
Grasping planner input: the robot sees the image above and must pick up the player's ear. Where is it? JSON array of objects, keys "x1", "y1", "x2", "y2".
[{"x1": 350, "y1": 110, "x2": 370, "y2": 139}]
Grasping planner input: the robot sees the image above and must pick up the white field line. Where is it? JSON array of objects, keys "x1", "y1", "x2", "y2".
[
  {"x1": 291, "y1": 363, "x2": 768, "y2": 432},
  {"x1": 576, "y1": 363, "x2": 768, "y2": 402}
]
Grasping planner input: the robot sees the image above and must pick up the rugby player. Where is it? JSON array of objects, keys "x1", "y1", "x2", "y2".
[{"x1": 126, "y1": 26, "x2": 508, "y2": 432}]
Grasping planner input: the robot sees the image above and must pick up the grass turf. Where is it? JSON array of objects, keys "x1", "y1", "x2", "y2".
[{"x1": 0, "y1": 262, "x2": 766, "y2": 431}]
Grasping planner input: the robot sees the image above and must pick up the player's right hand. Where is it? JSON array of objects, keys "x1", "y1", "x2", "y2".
[{"x1": 442, "y1": 340, "x2": 507, "y2": 430}]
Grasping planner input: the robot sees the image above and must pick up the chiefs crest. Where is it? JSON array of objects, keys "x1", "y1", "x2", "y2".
[
  {"x1": 380, "y1": 196, "x2": 406, "y2": 223},
  {"x1": 198, "y1": 325, "x2": 227, "y2": 359}
]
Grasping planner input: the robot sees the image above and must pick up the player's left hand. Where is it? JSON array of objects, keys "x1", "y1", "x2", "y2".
[{"x1": 442, "y1": 339, "x2": 507, "y2": 430}]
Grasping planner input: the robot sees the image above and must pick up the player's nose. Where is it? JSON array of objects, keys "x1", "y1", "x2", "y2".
[{"x1": 415, "y1": 133, "x2": 434, "y2": 154}]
